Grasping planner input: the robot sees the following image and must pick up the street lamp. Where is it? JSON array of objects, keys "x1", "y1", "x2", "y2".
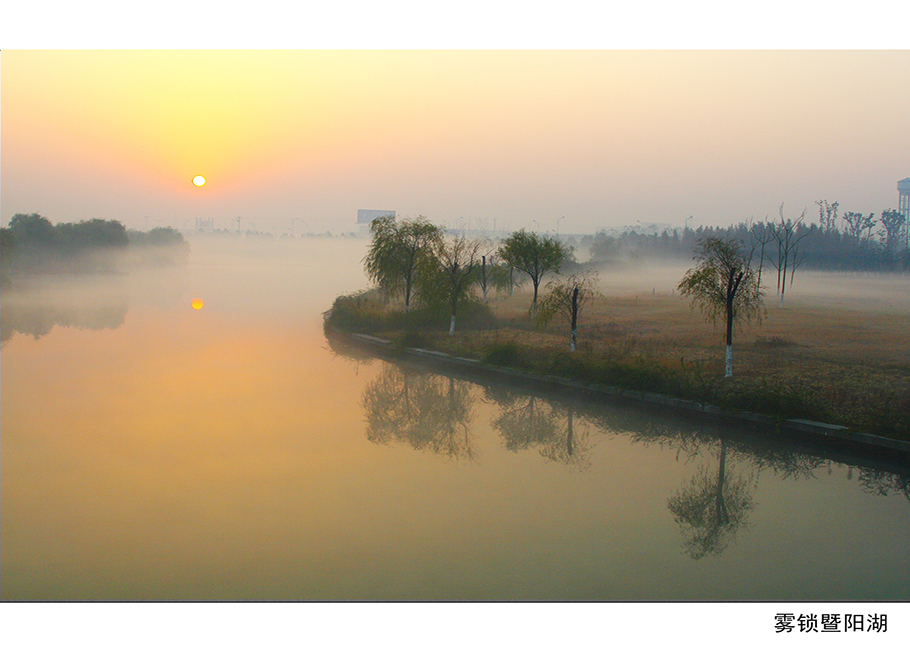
[{"x1": 556, "y1": 216, "x2": 564, "y2": 237}]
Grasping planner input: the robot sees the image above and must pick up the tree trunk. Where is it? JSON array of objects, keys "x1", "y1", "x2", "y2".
[
  {"x1": 779, "y1": 244, "x2": 789, "y2": 308},
  {"x1": 725, "y1": 295, "x2": 734, "y2": 378},
  {"x1": 449, "y1": 314, "x2": 456, "y2": 335},
  {"x1": 725, "y1": 271, "x2": 740, "y2": 378},
  {"x1": 481, "y1": 256, "x2": 488, "y2": 303},
  {"x1": 779, "y1": 274, "x2": 786, "y2": 308},
  {"x1": 570, "y1": 285, "x2": 579, "y2": 352}
]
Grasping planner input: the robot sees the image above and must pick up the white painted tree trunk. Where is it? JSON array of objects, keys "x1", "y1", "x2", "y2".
[
  {"x1": 725, "y1": 344, "x2": 733, "y2": 378},
  {"x1": 449, "y1": 315, "x2": 456, "y2": 335},
  {"x1": 570, "y1": 329, "x2": 577, "y2": 352}
]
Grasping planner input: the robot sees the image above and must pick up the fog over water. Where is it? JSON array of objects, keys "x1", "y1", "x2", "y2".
[{"x1": 2, "y1": 237, "x2": 909, "y2": 600}]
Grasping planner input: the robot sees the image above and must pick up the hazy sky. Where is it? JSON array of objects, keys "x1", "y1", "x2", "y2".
[{"x1": 2, "y1": 50, "x2": 909, "y2": 236}]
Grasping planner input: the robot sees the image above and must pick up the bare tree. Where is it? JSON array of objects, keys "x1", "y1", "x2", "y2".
[
  {"x1": 843, "y1": 211, "x2": 876, "y2": 243},
  {"x1": 878, "y1": 209, "x2": 907, "y2": 255},
  {"x1": 476, "y1": 239, "x2": 497, "y2": 303},
  {"x1": 769, "y1": 205, "x2": 811, "y2": 308},
  {"x1": 815, "y1": 199, "x2": 839, "y2": 233},
  {"x1": 748, "y1": 217, "x2": 774, "y2": 291}
]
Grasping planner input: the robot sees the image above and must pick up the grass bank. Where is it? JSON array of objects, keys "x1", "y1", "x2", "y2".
[{"x1": 325, "y1": 287, "x2": 910, "y2": 441}]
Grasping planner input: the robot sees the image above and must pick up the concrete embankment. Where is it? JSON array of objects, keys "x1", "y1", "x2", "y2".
[{"x1": 336, "y1": 330, "x2": 910, "y2": 458}]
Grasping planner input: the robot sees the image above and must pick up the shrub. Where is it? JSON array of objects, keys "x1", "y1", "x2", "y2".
[{"x1": 482, "y1": 341, "x2": 526, "y2": 368}]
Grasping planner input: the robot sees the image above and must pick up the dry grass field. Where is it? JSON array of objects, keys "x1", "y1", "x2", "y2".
[{"x1": 417, "y1": 265, "x2": 910, "y2": 440}]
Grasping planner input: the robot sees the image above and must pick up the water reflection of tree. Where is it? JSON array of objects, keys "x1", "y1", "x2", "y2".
[
  {"x1": 858, "y1": 468, "x2": 910, "y2": 501},
  {"x1": 361, "y1": 365, "x2": 476, "y2": 460},
  {"x1": 487, "y1": 389, "x2": 592, "y2": 469},
  {"x1": 667, "y1": 439, "x2": 756, "y2": 560},
  {"x1": 331, "y1": 332, "x2": 910, "y2": 520},
  {"x1": 583, "y1": 412, "x2": 762, "y2": 559},
  {"x1": 323, "y1": 330, "x2": 375, "y2": 373},
  {"x1": 0, "y1": 300, "x2": 127, "y2": 349},
  {"x1": 594, "y1": 409, "x2": 826, "y2": 483}
]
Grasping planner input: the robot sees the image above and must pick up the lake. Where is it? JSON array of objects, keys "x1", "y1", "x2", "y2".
[{"x1": 2, "y1": 236, "x2": 909, "y2": 600}]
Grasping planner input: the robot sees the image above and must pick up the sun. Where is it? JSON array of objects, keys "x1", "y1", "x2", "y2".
[
  {"x1": 193, "y1": 175, "x2": 206, "y2": 187},
  {"x1": 191, "y1": 298, "x2": 204, "y2": 310}
]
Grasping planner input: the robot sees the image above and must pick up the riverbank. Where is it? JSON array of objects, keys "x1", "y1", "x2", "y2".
[
  {"x1": 324, "y1": 281, "x2": 910, "y2": 444},
  {"x1": 327, "y1": 328, "x2": 909, "y2": 464}
]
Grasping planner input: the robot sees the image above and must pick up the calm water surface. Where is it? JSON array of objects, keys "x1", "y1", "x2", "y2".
[{"x1": 2, "y1": 237, "x2": 909, "y2": 600}]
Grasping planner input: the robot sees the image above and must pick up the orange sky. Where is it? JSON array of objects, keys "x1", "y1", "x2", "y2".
[{"x1": 2, "y1": 50, "x2": 909, "y2": 235}]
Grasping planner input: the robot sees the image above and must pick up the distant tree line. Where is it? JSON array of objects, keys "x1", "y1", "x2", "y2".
[
  {"x1": 583, "y1": 202, "x2": 909, "y2": 272},
  {"x1": 1, "y1": 213, "x2": 189, "y2": 286}
]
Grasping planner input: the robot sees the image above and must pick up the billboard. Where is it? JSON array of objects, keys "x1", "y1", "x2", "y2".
[{"x1": 357, "y1": 209, "x2": 396, "y2": 225}]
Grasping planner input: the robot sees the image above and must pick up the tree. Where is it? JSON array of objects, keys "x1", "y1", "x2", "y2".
[
  {"x1": 768, "y1": 205, "x2": 811, "y2": 308},
  {"x1": 0, "y1": 228, "x2": 16, "y2": 289},
  {"x1": 7, "y1": 214, "x2": 130, "y2": 273},
  {"x1": 536, "y1": 271, "x2": 599, "y2": 352},
  {"x1": 842, "y1": 211, "x2": 876, "y2": 243},
  {"x1": 747, "y1": 217, "x2": 774, "y2": 291},
  {"x1": 422, "y1": 233, "x2": 484, "y2": 335},
  {"x1": 815, "y1": 199, "x2": 839, "y2": 233},
  {"x1": 497, "y1": 229, "x2": 569, "y2": 315},
  {"x1": 362, "y1": 215, "x2": 442, "y2": 313},
  {"x1": 878, "y1": 209, "x2": 907, "y2": 255},
  {"x1": 678, "y1": 237, "x2": 763, "y2": 378},
  {"x1": 8, "y1": 213, "x2": 55, "y2": 245},
  {"x1": 588, "y1": 232, "x2": 621, "y2": 263},
  {"x1": 474, "y1": 239, "x2": 498, "y2": 303},
  {"x1": 127, "y1": 226, "x2": 190, "y2": 266}
]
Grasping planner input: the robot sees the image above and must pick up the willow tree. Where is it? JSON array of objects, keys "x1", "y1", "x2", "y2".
[
  {"x1": 362, "y1": 215, "x2": 442, "y2": 313},
  {"x1": 678, "y1": 237, "x2": 763, "y2": 378},
  {"x1": 497, "y1": 229, "x2": 569, "y2": 315},
  {"x1": 536, "y1": 271, "x2": 599, "y2": 352},
  {"x1": 422, "y1": 233, "x2": 484, "y2": 335}
]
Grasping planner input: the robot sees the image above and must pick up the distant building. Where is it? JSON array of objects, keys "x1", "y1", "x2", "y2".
[
  {"x1": 357, "y1": 210, "x2": 395, "y2": 234},
  {"x1": 899, "y1": 178, "x2": 910, "y2": 247},
  {"x1": 195, "y1": 217, "x2": 214, "y2": 233}
]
